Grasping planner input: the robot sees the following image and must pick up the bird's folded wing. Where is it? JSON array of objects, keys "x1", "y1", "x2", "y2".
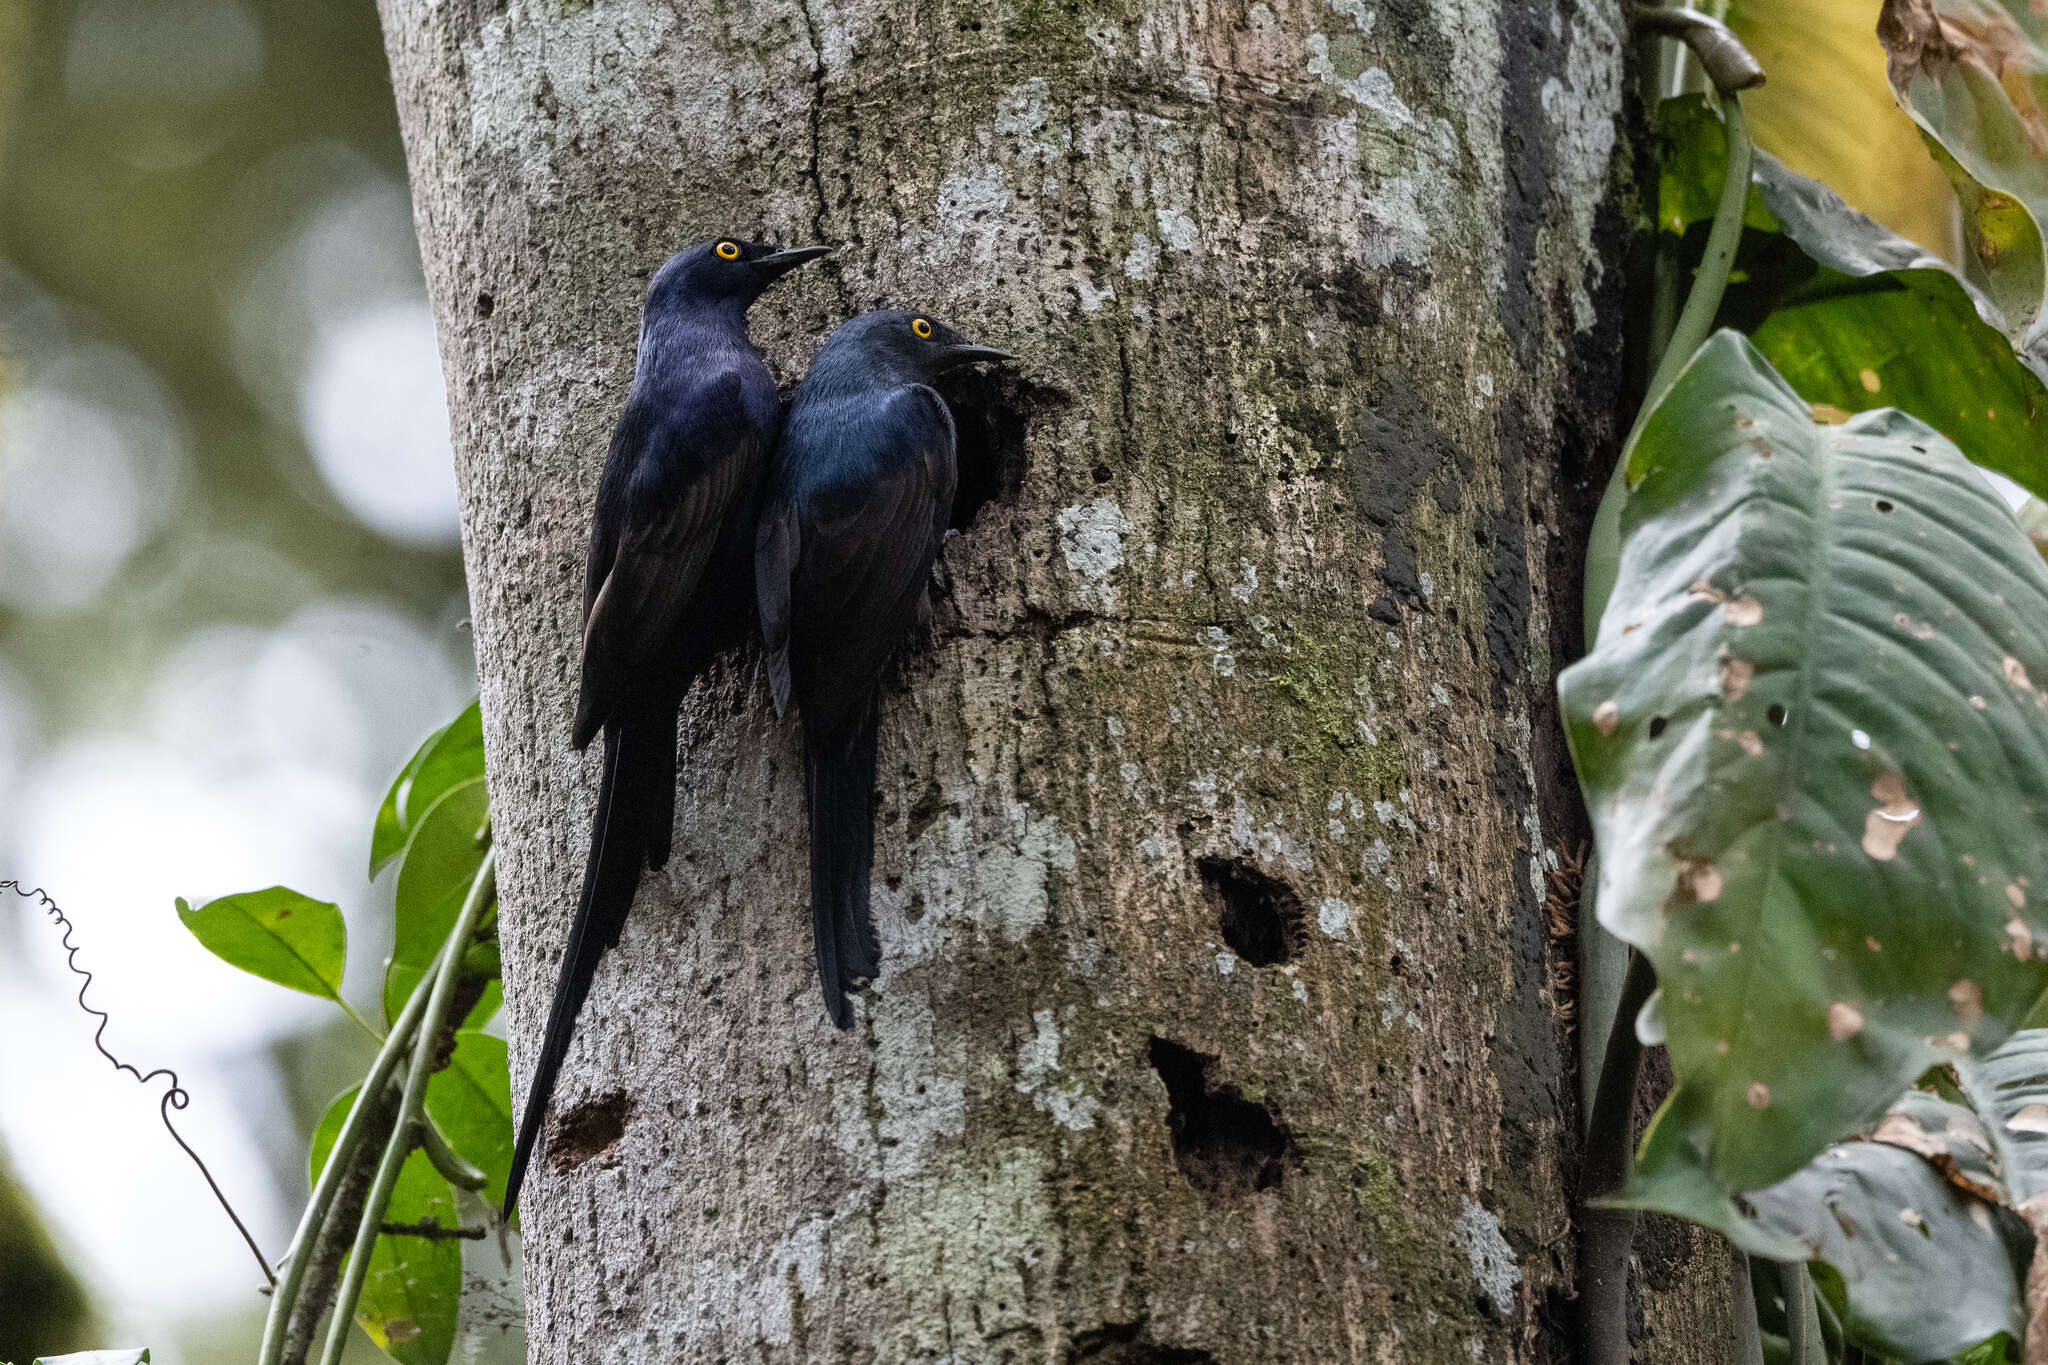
[
  {"x1": 791, "y1": 385, "x2": 957, "y2": 705},
  {"x1": 577, "y1": 388, "x2": 757, "y2": 740}
]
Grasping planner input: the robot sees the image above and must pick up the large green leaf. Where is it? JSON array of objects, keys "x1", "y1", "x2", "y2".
[
  {"x1": 1561, "y1": 330, "x2": 2048, "y2": 1192},
  {"x1": 1880, "y1": 0, "x2": 2048, "y2": 351},
  {"x1": 310, "y1": 1089, "x2": 461, "y2": 1365},
  {"x1": 175, "y1": 888, "x2": 346, "y2": 1002},
  {"x1": 1659, "y1": 96, "x2": 2048, "y2": 497},
  {"x1": 423, "y1": 1031, "x2": 514, "y2": 1212},
  {"x1": 1621, "y1": 1103, "x2": 2023, "y2": 1361},
  {"x1": 383, "y1": 776, "x2": 492, "y2": 1027},
  {"x1": 371, "y1": 700, "x2": 485, "y2": 878}
]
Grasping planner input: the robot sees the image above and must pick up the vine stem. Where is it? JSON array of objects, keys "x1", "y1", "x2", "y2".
[
  {"x1": 1573, "y1": 52, "x2": 1757, "y2": 1365},
  {"x1": 1576, "y1": 948, "x2": 1656, "y2": 1365},
  {"x1": 1732, "y1": 1249, "x2": 1766, "y2": 1365},
  {"x1": 1779, "y1": 1259, "x2": 1825, "y2": 1364},
  {"x1": 318, "y1": 847, "x2": 496, "y2": 1365},
  {"x1": 1583, "y1": 92, "x2": 1753, "y2": 644},
  {"x1": 256, "y1": 935, "x2": 445, "y2": 1365}
]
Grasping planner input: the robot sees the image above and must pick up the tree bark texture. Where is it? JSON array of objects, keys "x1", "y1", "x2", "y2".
[{"x1": 379, "y1": 0, "x2": 1732, "y2": 1359}]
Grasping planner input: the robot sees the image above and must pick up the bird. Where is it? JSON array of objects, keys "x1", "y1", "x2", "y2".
[
  {"x1": 755, "y1": 308, "x2": 1013, "y2": 1028},
  {"x1": 504, "y1": 236, "x2": 827, "y2": 1216}
]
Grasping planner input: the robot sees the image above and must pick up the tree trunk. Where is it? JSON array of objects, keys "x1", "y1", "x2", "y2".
[{"x1": 378, "y1": 0, "x2": 1732, "y2": 1359}]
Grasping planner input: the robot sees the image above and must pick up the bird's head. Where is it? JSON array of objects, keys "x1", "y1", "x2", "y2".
[
  {"x1": 644, "y1": 237, "x2": 830, "y2": 313},
  {"x1": 821, "y1": 309, "x2": 1015, "y2": 386}
]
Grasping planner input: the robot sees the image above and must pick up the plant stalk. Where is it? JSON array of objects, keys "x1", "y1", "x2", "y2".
[
  {"x1": 1732, "y1": 1248, "x2": 1766, "y2": 1365},
  {"x1": 256, "y1": 941, "x2": 445, "y2": 1365},
  {"x1": 318, "y1": 849, "x2": 496, "y2": 1365},
  {"x1": 1780, "y1": 1259, "x2": 1826, "y2": 1364},
  {"x1": 1577, "y1": 947, "x2": 1657, "y2": 1365},
  {"x1": 1584, "y1": 92, "x2": 1753, "y2": 644}
]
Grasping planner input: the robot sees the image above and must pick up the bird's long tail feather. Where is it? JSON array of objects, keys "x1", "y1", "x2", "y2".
[
  {"x1": 804, "y1": 705, "x2": 882, "y2": 1030},
  {"x1": 504, "y1": 709, "x2": 672, "y2": 1215}
]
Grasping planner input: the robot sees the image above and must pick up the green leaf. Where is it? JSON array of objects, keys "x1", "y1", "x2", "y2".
[
  {"x1": 1657, "y1": 95, "x2": 1782, "y2": 236},
  {"x1": 1561, "y1": 330, "x2": 2048, "y2": 1192},
  {"x1": 1618, "y1": 1110, "x2": 2023, "y2": 1360},
  {"x1": 1727, "y1": 0, "x2": 1962, "y2": 260},
  {"x1": 423, "y1": 1031, "x2": 514, "y2": 1210},
  {"x1": 1658, "y1": 97, "x2": 2048, "y2": 497},
  {"x1": 175, "y1": 888, "x2": 346, "y2": 1002},
  {"x1": 384, "y1": 776, "x2": 490, "y2": 1027},
  {"x1": 310, "y1": 1089, "x2": 461, "y2": 1365},
  {"x1": 1954, "y1": 1027, "x2": 2048, "y2": 1207},
  {"x1": 371, "y1": 700, "x2": 484, "y2": 878},
  {"x1": 1744, "y1": 152, "x2": 2048, "y2": 498},
  {"x1": 1880, "y1": 0, "x2": 2048, "y2": 351}
]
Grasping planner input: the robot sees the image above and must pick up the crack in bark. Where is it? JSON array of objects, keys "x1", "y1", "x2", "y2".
[{"x1": 790, "y1": 0, "x2": 852, "y2": 313}]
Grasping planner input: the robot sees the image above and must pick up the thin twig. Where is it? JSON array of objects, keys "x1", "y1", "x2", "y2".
[
  {"x1": 378, "y1": 1219, "x2": 488, "y2": 1241},
  {"x1": 4, "y1": 880, "x2": 274, "y2": 1285}
]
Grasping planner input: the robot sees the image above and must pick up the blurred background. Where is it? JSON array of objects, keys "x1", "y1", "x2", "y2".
[
  {"x1": 0, "y1": 0, "x2": 484, "y2": 1358},
  {"x1": 0, "y1": 0, "x2": 1958, "y2": 1361}
]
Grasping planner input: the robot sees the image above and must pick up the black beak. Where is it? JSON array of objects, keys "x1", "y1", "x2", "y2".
[
  {"x1": 756, "y1": 244, "x2": 831, "y2": 276},
  {"x1": 940, "y1": 343, "x2": 1016, "y2": 370}
]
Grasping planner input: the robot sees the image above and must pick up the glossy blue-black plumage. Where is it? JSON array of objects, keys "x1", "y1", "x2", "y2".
[
  {"x1": 756, "y1": 309, "x2": 1012, "y2": 1027},
  {"x1": 505, "y1": 237, "x2": 824, "y2": 1216}
]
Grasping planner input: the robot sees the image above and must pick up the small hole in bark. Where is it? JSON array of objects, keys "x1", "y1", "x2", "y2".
[
  {"x1": 1768, "y1": 704, "x2": 1788, "y2": 726},
  {"x1": 1876, "y1": 499, "x2": 1894, "y2": 513},
  {"x1": 1648, "y1": 716, "x2": 1668, "y2": 738},
  {"x1": 1068, "y1": 1320, "x2": 1216, "y2": 1364},
  {"x1": 936, "y1": 369, "x2": 1053, "y2": 530},
  {"x1": 1197, "y1": 856, "x2": 1305, "y2": 967},
  {"x1": 1147, "y1": 1037, "x2": 1294, "y2": 1198},
  {"x1": 550, "y1": 1092, "x2": 634, "y2": 1173},
  {"x1": 475, "y1": 290, "x2": 495, "y2": 319}
]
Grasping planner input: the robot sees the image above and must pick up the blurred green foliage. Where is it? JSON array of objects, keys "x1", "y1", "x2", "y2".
[
  {"x1": 0, "y1": 1155, "x2": 95, "y2": 1361},
  {"x1": 0, "y1": 0, "x2": 464, "y2": 733}
]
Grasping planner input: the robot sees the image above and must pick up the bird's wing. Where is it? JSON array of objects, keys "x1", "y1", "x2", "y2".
[
  {"x1": 575, "y1": 375, "x2": 759, "y2": 747},
  {"x1": 790, "y1": 384, "x2": 956, "y2": 733}
]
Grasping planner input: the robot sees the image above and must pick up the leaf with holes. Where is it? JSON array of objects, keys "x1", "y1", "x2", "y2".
[
  {"x1": 423, "y1": 1031, "x2": 514, "y2": 1211},
  {"x1": 371, "y1": 700, "x2": 485, "y2": 878},
  {"x1": 1879, "y1": 0, "x2": 2048, "y2": 353},
  {"x1": 1616, "y1": 1113, "x2": 2024, "y2": 1360},
  {"x1": 384, "y1": 775, "x2": 495, "y2": 1028},
  {"x1": 175, "y1": 888, "x2": 346, "y2": 1002},
  {"x1": 310, "y1": 1088, "x2": 461, "y2": 1365},
  {"x1": 1561, "y1": 330, "x2": 2048, "y2": 1193}
]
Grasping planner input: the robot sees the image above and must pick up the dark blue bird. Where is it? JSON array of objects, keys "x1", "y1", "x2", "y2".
[
  {"x1": 755, "y1": 309, "x2": 1012, "y2": 1028},
  {"x1": 505, "y1": 236, "x2": 826, "y2": 1215}
]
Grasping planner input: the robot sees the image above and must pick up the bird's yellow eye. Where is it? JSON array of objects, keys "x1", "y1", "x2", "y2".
[
  {"x1": 716, "y1": 240, "x2": 740, "y2": 260},
  {"x1": 911, "y1": 317, "x2": 932, "y2": 339}
]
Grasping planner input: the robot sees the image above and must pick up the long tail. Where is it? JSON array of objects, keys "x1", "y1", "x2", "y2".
[
  {"x1": 504, "y1": 709, "x2": 673, "y2": 1216},
  {"x1": 803, "y1": 704, "x2": 882, "y2": 1030}
]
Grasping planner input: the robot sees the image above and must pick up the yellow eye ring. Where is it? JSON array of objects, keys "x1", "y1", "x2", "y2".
[
  {"x1": 911, "y1": 317, "x2": 932, "y2": 338},
  {"x1": 716, "y1": 240, "x2": 740, "y2": 259}
]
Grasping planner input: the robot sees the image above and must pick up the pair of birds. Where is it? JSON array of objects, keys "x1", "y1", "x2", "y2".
[{"x1": 503, "y1": 237, "x2": 1012, "y2": 1214}]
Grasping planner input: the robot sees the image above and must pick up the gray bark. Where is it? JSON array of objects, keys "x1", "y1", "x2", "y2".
[{"x1": 377, "y1": 0, "x2": 1732, "y2": 1359}]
